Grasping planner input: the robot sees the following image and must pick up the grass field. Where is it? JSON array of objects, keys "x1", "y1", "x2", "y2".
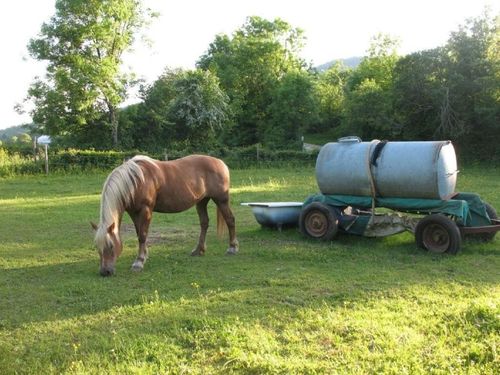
[{"x1": 0, "y1": 164, "x2": 498, "y2": 374}]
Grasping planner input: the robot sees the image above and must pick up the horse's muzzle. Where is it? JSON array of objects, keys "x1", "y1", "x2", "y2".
[{"x1": 100, "y1": 267, "x2": 115, "y2": 277}]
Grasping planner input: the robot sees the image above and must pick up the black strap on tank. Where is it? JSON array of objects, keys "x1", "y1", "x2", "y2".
[{"x1": 371, "y1": 140, "x2": 388, "y2": 167}]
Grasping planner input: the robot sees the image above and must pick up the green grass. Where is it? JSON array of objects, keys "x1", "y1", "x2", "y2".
[{"x1": 0, "y1": 165, "x2": 498, "y2": 374}]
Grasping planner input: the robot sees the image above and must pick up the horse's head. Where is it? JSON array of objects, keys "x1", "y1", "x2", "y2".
[{"x1": 91, "y1": 222, "x2": 122, "y2": 277}]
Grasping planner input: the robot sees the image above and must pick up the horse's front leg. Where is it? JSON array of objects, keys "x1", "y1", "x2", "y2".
[
  {"x1": 191, "y1": 198, "x2": 210, "y2": 256},
  {"x1": 130, "y1": 206, "x2": 152, "y2": 271}
]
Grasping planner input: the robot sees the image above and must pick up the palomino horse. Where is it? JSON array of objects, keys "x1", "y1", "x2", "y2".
[{"x1": 91, "y1": 155, "x2": 238, "y2": 276}]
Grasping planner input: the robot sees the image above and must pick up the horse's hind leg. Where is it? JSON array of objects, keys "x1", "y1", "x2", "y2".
[
  {"x1": 215, "y1": 199, "x2": 239, "y2": 255},
  {"x1": 191, "y1": 198, "x2": 210, "y2": 256},
  {"x1": 130, "y1": 205, "x2": 152, "y2": 271}
]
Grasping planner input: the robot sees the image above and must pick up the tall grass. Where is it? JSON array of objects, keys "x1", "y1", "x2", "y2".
[
  {"x1": 0, "y1": 148, "x2": 44, "y2": 177},
  {"x1": 0, "y1": 165, "x2": 498, "y2": 374}
]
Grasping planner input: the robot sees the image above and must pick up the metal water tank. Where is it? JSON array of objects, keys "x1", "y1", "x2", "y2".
[{"x1": 315, "y1": 137, "x2": 458, "y2": 200}]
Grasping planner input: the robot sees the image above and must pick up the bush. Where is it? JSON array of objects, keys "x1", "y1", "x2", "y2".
[
  {"x1": 0, "y1": 146, "x2": 320, "y2": 176},
  {"x1": 0, "y1": 148, "x2": 43, "y2": 177}
]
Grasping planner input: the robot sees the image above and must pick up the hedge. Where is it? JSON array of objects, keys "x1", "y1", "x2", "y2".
[{"x1": 0, "y1": 146, "x2": 320, "y2": 177}]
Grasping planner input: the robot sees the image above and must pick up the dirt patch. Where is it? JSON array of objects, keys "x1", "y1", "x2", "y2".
[{"x1": 120, "y1": 224, "x2": 190, "y2": 245}]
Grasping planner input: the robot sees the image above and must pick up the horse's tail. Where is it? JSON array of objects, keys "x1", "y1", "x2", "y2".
[{"x1": 216, "y1": 206, "x2": 227, "y2": 239}]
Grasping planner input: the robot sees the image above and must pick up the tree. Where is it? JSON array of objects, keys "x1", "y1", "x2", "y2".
[
  {"x1": 343, "y1": 34, "x2": 400, "y2": 139},
  {"x1": 393, "y1": 48, "x2": 447, "y2": 140},
  {"x1": 27, "y1": 0, "x2": 155, "y2": 148},
  {"x1": 122, "y1": 68, "x2": 230, "y2": 151},
  {"x1": 442, "y1": 12, "x2": 499, "y2": 158},
  {"x1": 315, "y1": 62, "x2": 350, "y2": 133},
  {"x1": 129, "y1": 68, "x2": 182, "y2": 151},
  {"x1": 266, "y1": 70, "x2": 319, "y2": 148},
  {"x1": 169, "y1": 70, "x2": 231, "y2": 150},
  {"x1": 197, "y1": 16, "x2": 306, "y2": 146}
]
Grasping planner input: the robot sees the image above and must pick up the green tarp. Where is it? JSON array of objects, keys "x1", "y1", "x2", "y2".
[{"x1": 304, "y1": 192, "x2": 491, "y2": 229}]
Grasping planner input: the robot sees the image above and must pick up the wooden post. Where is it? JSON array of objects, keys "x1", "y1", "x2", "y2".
[
  {"x1": 44, "y1": 144, "x2": 49, "y2": 175},
  {"x1": 32, "y1": 136, "x2": 37, "y2": 162}
]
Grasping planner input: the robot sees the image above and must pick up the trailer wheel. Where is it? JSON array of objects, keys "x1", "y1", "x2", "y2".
[
  {"x1": 415, "y1": 214, "x2": 461, "y2": 254},
  {"x1": 300, "y1": 202, "x2": 338, "y2": 241}
]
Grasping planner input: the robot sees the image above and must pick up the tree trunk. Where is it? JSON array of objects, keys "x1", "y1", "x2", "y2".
[{"x1": 108, "y1": 103, "x2": 118, "y2": 148}]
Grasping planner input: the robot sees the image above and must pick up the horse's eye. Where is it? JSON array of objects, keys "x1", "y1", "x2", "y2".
[{"x1": 103, "y1": 245, "x2": 114, "y2": 256}]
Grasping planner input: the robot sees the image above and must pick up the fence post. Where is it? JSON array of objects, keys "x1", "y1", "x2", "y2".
[
  {"x1": 44, "y1": 144, "x2": 49, "y2": 175},
  {"x1": 32, "y1": 136, "x2": 38, "y2": 162}
]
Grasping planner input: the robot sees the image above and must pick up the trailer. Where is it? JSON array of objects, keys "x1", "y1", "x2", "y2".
[
  {"x1": 242, "y1": 137, "x2": 499, "y2": 254},
  {"x1": 300, "y1": 192, "x2": 499, "y2": 254}
]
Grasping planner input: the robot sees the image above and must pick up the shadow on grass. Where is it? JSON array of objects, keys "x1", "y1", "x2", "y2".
[{"x1": 1, "y1": 225, "x2": 498, "y2": 329}]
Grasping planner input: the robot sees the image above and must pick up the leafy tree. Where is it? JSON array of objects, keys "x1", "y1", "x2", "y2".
[
  {"x1": 314, "y1": 63, "x2": 350, "y2": 133},
  {"x1": 343, "y1": 34, "x2": 400, "y2": 139},
  {"x1": 116, "y1": 103, "x2": 141, "y2": 150},
  {"x1": 197, "y1": 16, "x2": 306, "y2": 146},
  {"x1": 392, "y1": 12, "x2": 499, "y2": 160},
  {"x1": 127, "y1": 68, "x2": 182, "y2": 151},
  {"x1": 18, "y1": 133, "x2": 33, "y2": 145},
  {"x1": 442, "y1": 12, "x2": 499, "y2": 157},
  {"x1": 168, "y1": 70, "x2": 231, "y2": 150},
  {"x1": 27, "y1": 0, "x2": 155, "y2": 148},
  {"x1": 393, "y1": 48, "x2": 447, "y2": 140},
  {"x1": 266, "y1": 70, "x2": 319, "y2": 148},
  {"x1": 120, "y1": 68, "x2": 230, "y2": 151}
]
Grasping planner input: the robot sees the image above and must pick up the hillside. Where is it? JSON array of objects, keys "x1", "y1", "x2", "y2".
[
  {"x1": 315, "y1": 56, "x2": 362, "y2": 72},
  {"x1": 0, "y1": 124, "x2": 32, "y2": 140}
]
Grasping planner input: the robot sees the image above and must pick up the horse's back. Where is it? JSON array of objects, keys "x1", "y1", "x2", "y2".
[
  {"x1": 138, "y1": 155, "x2": 230, "y2": 213},
  {"x1": 171, "y1": 155, "x2": 228, "y2": 175}
]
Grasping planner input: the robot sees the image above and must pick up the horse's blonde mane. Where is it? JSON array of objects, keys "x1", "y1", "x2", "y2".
[{"x1": 95, "y1": 156, "x2": 158, "y2": 249}]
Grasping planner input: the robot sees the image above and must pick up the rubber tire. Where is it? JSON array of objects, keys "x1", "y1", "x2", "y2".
[
  {"x1": 415, "y1": 214, "x2": 462, "y2": 254},
  {"x1": 299, "y1": 202, "x2": 339, "y2": 241}
]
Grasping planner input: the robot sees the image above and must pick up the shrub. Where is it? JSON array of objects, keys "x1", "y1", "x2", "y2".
[
  {"x1": 0, "y1": 148, "x2": 43, "y2": 177},
  {"x1": 0, "y1": 146, "x2": 320, "y2": 176}
]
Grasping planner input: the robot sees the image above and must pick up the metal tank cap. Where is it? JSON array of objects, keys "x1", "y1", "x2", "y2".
[{"x1": 338, "y1": 136, "x2": 362, "y2": 143}]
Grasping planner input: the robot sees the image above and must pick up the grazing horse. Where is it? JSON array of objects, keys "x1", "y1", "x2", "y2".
[{"x1": 91, "y1": 155, "x2": 239, "y2": 276}]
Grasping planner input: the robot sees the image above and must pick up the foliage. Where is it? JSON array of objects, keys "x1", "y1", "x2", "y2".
[
  {"x1": 391, "y1": 12, "x2": 499, "y2": 160},
  {"x1": 0, "y1": 165, "x2": 498, "y2": 373},
  {"x1": 197, "y1": 16, "x2": 307, "y2": 146},
  {"x1": 168, "y1": 70, "x2": 231, "y2": 149},
  {"x1": 0, "y1": 148, "x2": 43, "y2": 177},
  {"x1": 0, "y1": 146, "x2": 319, "y2": 175},
  {"x1": 393, "y1": 48, "x2": 447, "y2": 140},
  {"x1": 314, "y1": 62, "x2": 349, "y2": 133},
  {"x1": 442, "y1": 12, "x2": 500, "y2": 158},
  {"x1": 117, "y1": 68, "x2": 231, "y2": 151},
  {"x1": 122, "y1": 68, "x2": 182, "y2": 152},
  {"x1": 26, "y1": 0, "x2": 155, "y2": 147},
  {"x1": 265, "y1": 70, "x2": 319, "y2": 148},
  {"x1": 342, "y1": 34, "x2": 400, "y2": 139},
  {"x1": 18, "y1": 11, "x2": 500, "y2": 162}
]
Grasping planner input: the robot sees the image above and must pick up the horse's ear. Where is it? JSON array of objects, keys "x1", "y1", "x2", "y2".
[
  {"x1": 107, "y1": 222, "x2": 115, "y2": 234},
  {"x1": 90, "y1": 222, "x2": 98, "y2": 231}
]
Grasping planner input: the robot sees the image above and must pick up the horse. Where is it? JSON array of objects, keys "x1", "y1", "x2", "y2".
[{"x1": 91, "y1": 155, "x2": 239, "y2": 276}]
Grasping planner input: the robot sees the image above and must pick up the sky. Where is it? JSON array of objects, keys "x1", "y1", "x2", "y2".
[{"x1": 0, "y1": 0, "x2": 498, "y2": 130}]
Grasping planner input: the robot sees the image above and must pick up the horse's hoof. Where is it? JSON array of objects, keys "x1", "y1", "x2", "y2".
[
  {"x1": 191, "y1": 249, "x2": 205, "y2": 256},
  {"x1": 226, "y1": 247, "x2": 238, "y2": 255},
  {"x1": 131, "y1": 262, "x2": 144, "y2": 272}
]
